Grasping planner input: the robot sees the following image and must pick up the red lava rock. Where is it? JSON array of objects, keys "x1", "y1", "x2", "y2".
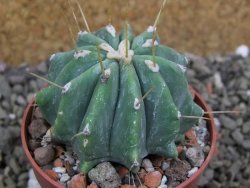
[
  {"x1": 118, "y1": 166, "x2": 129, "y2": 178},
  {"x1": 53, "y1": 158, "x2": 64, "y2": 167},
  {"x1": 144, "y1": 171, "x2": 162, "y2": 188},
  {"x1": 28, "y1": 119, "x2": 48, "y2": 139},
  {"x1": 121, "y1": 185, "x2": 136, "y2": 188},
  {"x1": 87, "y1": 182, "x2": 98, "y2": 188},
  {"x1": 156, "y1": 168, "x2": 164, "y2": 175},
  {"x1": 185, "y1": 128, "x2": 198, "y2": 145},
  {"x1": 55, "y1": 146, "x2": 65, "y2": 157},
  {"x1": 68, "y1": 174, "x2": 87, "y2": 188},
  {"x1": 34, "y1": 145, "x2": 55, "y2": 166},
  {"x1": 138, "y1": 168, "x2": 147, "y2": 183},
  {"x1": 44, "y1": 169, "x2": 58, "y2": 181},
  {"x1": 149, "y1": 155, "x2": 165, "y2": 167}
]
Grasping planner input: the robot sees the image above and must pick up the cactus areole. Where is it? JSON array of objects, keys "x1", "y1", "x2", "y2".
[{"x1": 36, "y1": 24, "x2": 203, "y2": 173}]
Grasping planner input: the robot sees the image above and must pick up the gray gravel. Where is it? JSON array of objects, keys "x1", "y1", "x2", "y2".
[
  {"x1": 0, "y1": 61, "x2": 49, "y2": 188},
  {"x1": 0, "y1": 51, "x2": 249, "y2": 187}
]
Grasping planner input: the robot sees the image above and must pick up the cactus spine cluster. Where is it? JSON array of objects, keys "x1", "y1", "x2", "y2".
[{"x1": 36, "y1": 24, "x2": 203, "y2": 173}]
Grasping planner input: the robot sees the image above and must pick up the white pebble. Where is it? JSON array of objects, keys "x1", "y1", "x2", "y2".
[
  {"x1": 214, "y1": 72, "x2": 224, "y2": 89},
  {"x1": 161, "y1": 175, "x2": 168, "y2": 185},
  {"x1": 187, "y1": 167, "x2": 198, "y2": 177},
  {"x1": 60, "y1": 173, "x2": 70, "y2": 183},
  {"x1": 235, "y1": 44, "x2": 249, "y2": 58},
  {"x1": 142, "y1": 158, "x2": 154, "y2": 172},
  {"x1": 53, "y1": 167, "x2": 66, "y2": 174}
]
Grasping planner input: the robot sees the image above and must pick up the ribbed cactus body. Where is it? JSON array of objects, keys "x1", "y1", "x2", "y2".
[{"x1": 36, "y1": 24, "x2": 203, "y2": 173}]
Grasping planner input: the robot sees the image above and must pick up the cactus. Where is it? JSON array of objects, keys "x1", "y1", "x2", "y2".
[{"x1": 35, "y1": 24, "x2": 203, "y2": 173}]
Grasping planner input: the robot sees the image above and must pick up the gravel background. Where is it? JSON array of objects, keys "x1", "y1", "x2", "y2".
[{"x1": 0, "y1": 52, "x2": 250, "y2": 188}]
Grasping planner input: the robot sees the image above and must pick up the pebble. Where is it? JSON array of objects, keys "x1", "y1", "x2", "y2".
[
  {"x1": 9, "y1": 157, "x2": 21, "y2": 175},
  {"x1": 87, "y1": 182, "x2": 99, "y2": 188},
  {"x1": 242, "y1": 121, "x2": 250, "y2": 134},
  {"x1": 34, "y1": 145, "x2": 55, "y2": 166},
  {"x1": 161, "y1": 161, "x2": 170, "y2": 171},
  {"x1": 187, "y1": 167, "x2": 198, "y2": 178},
  {"x1": 243, "y1": 139, "x2": 250, "y2": 149},
  {"x1": 185, "y1": 147, "x2": 205, "y2": 167},
  {"x1": 0, "y1": 107, "x2": 7, "y2": 119},
  {"x1": 60, "y1": 173, "x2": 70, "y2": 183},
  {"x1": 53, "y1": 158, "x2": 64, "y2": 167},
  {"x1": 28, "y1": 119, "x2": 48, "y2": 139},
  {"x1": 68, "y1": 174, "x2": 87, "y2": 188},
  {"x1": 144, "y1": 171, "x2": 162, "y2": 188},
  {"x1": 142, "y1": 158, "x2": 154, "y2": 172},
  {"x1": 231, "y1": 129, "x2": 244, "y2": 144},
  {"x1": 88, "y1": 162, "x2": 121, "y2": 188},
  {"x1": 53, "y1": 167, "x2": 67, "y2": 174},
  {"x1": 235, "y1": 44, "x2": 249, "y2": 58},
  {"x1": 220, "y1": 115, "x2": 237, "y2": 130}
]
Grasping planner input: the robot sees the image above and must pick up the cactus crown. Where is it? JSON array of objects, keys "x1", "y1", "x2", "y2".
[{"x1": 36, "y1": 23, "x2": 203, "y2": 173}]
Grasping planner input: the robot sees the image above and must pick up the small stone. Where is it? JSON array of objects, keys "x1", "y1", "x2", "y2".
[
  {"x1": 44, "y1": 169, "x2": 58, "y2": 181},
  {"x1": 243, "y1": 140, "x2": 250, "y2": 149},
  {"x1": 12, "y1": 84, "x2": 23, "y2": 94},
  {"x1": 231, "y1": 129, "x2": 244, "y2": 144},
  {"x1": 185, "y1": 147, "x2": 205, "y2": 167},
  {"x1": 235, "y1": 44, "x2": 249, "y2": 57},
  {"x1": 88, "y1": 162, "x2": 121, "y2": 188},
  {"x1": 53, "y1": 158, "x2": 64, "y2": 167},
  {"x1": 165, "y1": 160, "x2": 191, "y2": 182},
  {"x1": 242, "y1": 121, "x2": 250, "y2": 134},
  {"x1": 187, "y1": 167, "x2": 198, "y2": 177},
  {"x1": 28, "y1": 119, "x2": 48, "y2": 139},
  {"x1": 87, "y1": 182, "x2": 98, "y2": 188},
  {"x1": 60, "y1": 173, "x2": 70, "y2": 183},
  {"x1": 220, "y1": 115, "x2": 237, "y2": 130},
  {"x1": 0, "y1": 75, "x2": 11, "y2": 99},
  {"x1": 142, "y1": 158, "x2": 154, "y2": 172},
  {"x1": 16, "y1": 95, "x2": 27, "y2": 105},
  {"x1": 34, "y1": 145, "x2": 55, "y2": 166},
  {"x1": 53, "y1": 167, "x2": 67, "y2": 174},
  {"x1": 118, "y1": 166, "x2": 129, "y2": 178},
  {"x1": 28, "y1": 139, "x2": 41, "y2": 151},
  {"x1": 0, "y1": 107, "x2": 7, "y2": 119},
  {"x1": 161, "y1": 161, "x2": 170, "y2": 171},
  {"x1": 144, "y1": 171, "x2": 162, "y2": 188},
  {"x1": 68, "y1": 174, "x2": 87, "y2": 188},
  {"x1": 160, "y1": 175, "x2": 168, "y2": 185},
  {"x1": 9, "y1": 157, "x2": 21, "y2": 175}
]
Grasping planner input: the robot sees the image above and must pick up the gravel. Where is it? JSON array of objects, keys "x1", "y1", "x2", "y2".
[{"x1": 0, "y1": 51, "x2": 250, "y2": 187}]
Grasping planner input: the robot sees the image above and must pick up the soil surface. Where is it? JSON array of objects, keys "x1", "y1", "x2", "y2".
[{"x1": 1, "y1": 0, "x2": 250, "y2": 66}]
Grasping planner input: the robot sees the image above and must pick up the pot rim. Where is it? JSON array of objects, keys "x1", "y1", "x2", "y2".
[{"x1": 21, "y1": 89, "x2": 216, "y2": 188}]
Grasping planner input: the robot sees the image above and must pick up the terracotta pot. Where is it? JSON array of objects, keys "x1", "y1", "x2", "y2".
[{"x1": 21, "y1": 89, "x2": 216, "y2": 188}]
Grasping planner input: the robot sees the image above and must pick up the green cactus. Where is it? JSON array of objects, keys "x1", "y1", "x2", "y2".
[{"x1": 36, "y1": 24, "x2": 203, "y2": 173}]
